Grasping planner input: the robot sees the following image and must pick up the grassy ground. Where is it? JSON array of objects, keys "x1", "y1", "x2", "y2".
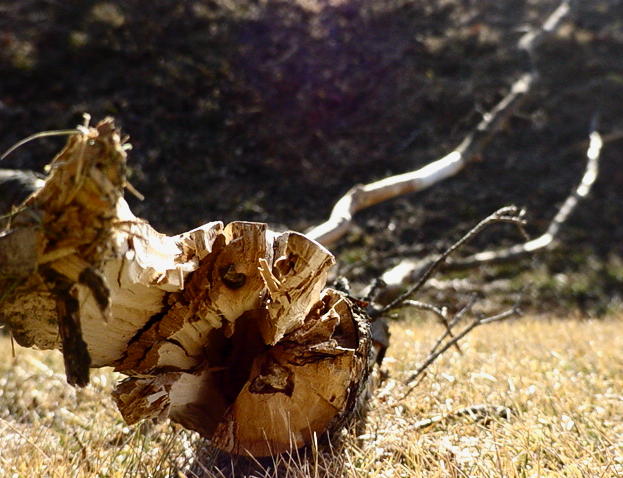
[{"x1": 1, "y1": 315, "x2": 621, "y2": 477}]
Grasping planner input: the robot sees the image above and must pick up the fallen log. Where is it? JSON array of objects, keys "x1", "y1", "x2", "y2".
[{"x1": 0, "y1": 118, "x2": 382, "y2": 456}]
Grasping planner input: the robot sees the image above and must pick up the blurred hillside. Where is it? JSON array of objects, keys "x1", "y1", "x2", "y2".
[{"x1": 1, "y1": 0, "x2": 622, "y2": 312}]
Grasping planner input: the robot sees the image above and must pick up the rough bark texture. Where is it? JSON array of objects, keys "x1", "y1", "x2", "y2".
[{"x1": 0, "y1": 119, "x2": 379, "y2": 456}]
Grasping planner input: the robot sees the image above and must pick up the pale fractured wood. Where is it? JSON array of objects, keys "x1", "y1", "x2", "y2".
[
  {"x1": 258, "y1": 232, "x2": 335, "y2": 345},
  {"x1": 0, "y1": 118, "x2": 375, "y2": 456},
  {"x1": 0, "y1": 121, "x2": 223, "y2": 368},
  {"x1": 113, "y1": 290, "x2": 372, "y2": 457}
]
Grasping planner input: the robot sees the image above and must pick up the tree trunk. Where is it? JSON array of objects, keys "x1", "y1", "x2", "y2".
[{"x1": 0, "y1": 118, "x2": 382, "y2": 456}]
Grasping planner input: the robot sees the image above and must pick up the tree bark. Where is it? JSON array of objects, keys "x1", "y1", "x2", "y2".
[{"x1": 0, "y1": 118, "x2": 380, "y2": 456}]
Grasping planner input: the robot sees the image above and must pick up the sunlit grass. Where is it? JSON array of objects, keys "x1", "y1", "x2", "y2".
[
  {"x1": 1, "y1": 316, "x2": 622, "y2": 477},
  {"x1": 360, "y1": 316, "x2": 623, "y2": 477},
  {"x1": 0, "y1": 344, "x2": 196, "y2": 477}
]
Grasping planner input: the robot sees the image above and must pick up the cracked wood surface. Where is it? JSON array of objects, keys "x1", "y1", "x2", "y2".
[{"x1": 0, "y1": 118, "x2": 377, "y2": 456}]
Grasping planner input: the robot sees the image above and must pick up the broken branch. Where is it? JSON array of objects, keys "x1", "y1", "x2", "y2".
[
  {"x1": 306, "y1": 0, "x2": 572, "y2": 248},
  {"x1": 381, "y1": 118, "x2": 603, "y2": 291},
  {"x1": 0, "y1": 119, "x2": 378, "y2": 457},
  {"x1": 452, "y1": 121, "x2": 602, "y2": 267}
]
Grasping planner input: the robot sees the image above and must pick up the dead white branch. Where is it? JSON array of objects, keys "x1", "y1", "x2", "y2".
[
  {"x1": 307, "y1": 0, "x2": 572, "y2": 248},
  {"x1": 454, "y1": 126, "x2": 602, "y2": 267},
  {"x1": 382, "y1": 120, "x2": 602, "y2": 289}
]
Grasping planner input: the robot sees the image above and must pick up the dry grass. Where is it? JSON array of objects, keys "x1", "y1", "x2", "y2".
[{"x1": 1, "y1": 316, "x2": 622, "y2": 477}]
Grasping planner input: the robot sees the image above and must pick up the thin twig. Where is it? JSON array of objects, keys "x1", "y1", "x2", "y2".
[
  {"x1": 376, "y1": 206, "x2": 526, "y2": 317},
  {"x1": 402, "y1": 304, "x2": 521, "y2": 399},
  {"x1": 428, "y1": 295, "x2": 479, "y2": 357},
  {"x1": 402, "y1": 300, "x2": 448, "y2": 322},
  {"x1": 0, "y1": 416, "x2": 51, "y2": 459},
  {"x1": 402, "y1": 300, "x2": 462, "y2": 354},
  {"x1": 363, "y1": 278, "x2": 388, "y2": 303},
  {"x1": 0, "y1": 130, "x2": 81, "y2": 161},
  {"x1": 408, "y1": 404, "x2": 513, "y2": 431},
  {"x1": 449, "y1": 117, "x2": 603, "y2": 268}
]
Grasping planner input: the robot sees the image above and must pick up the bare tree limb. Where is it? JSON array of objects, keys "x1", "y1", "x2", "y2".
[
  {"x1": 306, "y1": 0, "x2": 572, "y2": 248},
  {"x1": 452, "y1": 123, "x2": 602, "y2": 268},
  {"x1": 381, "y1": 119, "x2": 603, "y2": 290},
  {"x1": 369, "y1": 207, "x2": 526, "y2": 395}
]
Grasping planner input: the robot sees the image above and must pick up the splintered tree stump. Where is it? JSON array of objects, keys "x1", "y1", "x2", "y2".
[{"x1": 0, "y1": 119, "x2": 383, "y2": 456}]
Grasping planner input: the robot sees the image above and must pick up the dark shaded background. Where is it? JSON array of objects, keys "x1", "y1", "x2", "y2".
[{"x1": 1, "y1": 0, "x2": 622, "y2": 312}]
